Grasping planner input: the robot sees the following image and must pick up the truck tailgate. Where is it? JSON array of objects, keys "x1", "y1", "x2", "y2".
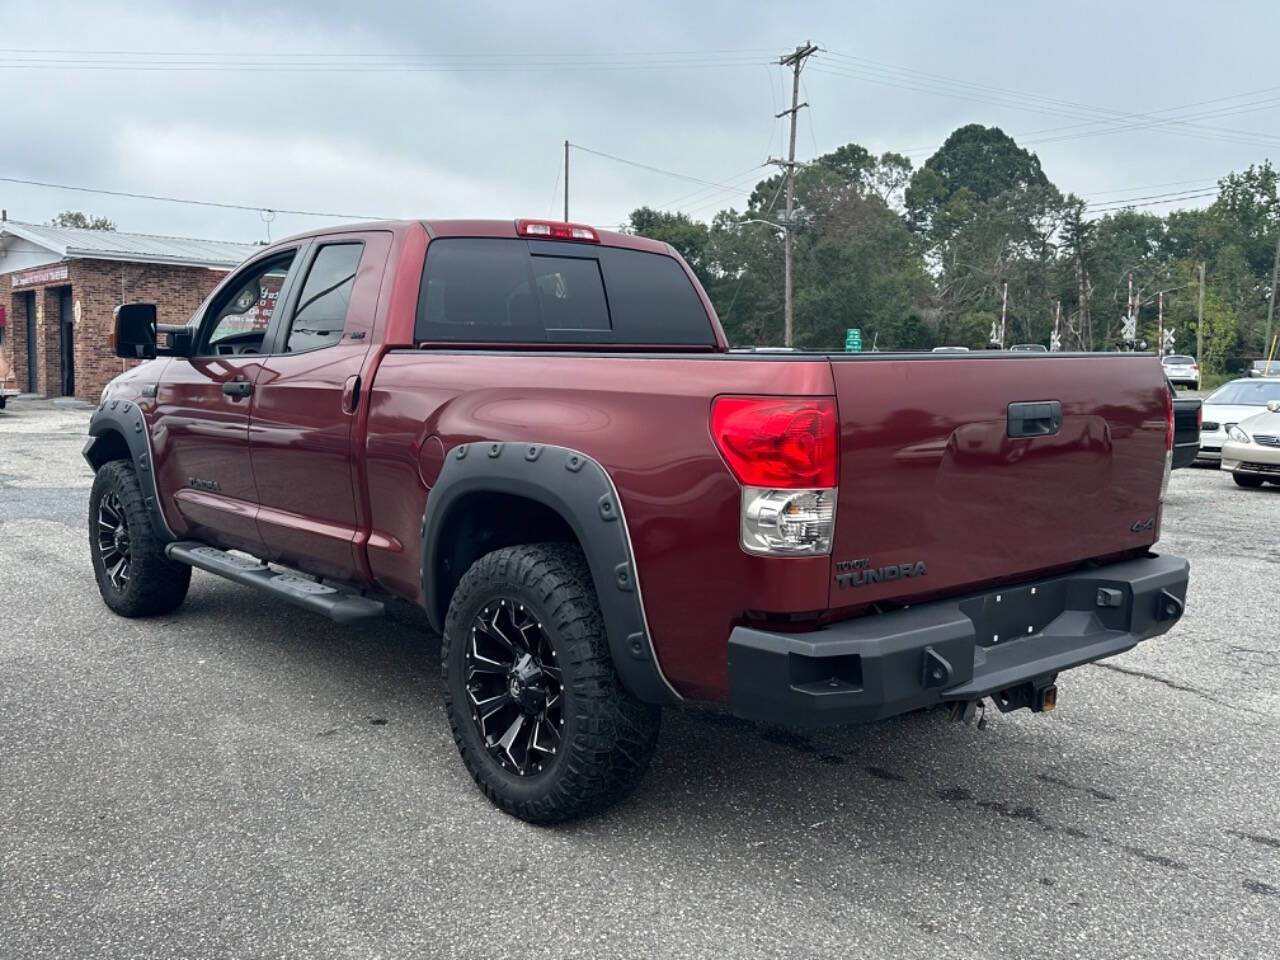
[{"x1": 828, "y1": 354, "x2": 1168, "y2": 610}]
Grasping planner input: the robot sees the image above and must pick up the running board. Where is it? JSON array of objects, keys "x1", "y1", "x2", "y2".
[{"x1": 165, "y1": 541, "x2": 385, "y2": 624}]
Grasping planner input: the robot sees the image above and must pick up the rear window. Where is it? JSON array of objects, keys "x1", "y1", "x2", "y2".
[
  {"x1": 415, "y1": 237, "x2": 714, "y2": 345},
  {"x1": 1163, "y1": 355, "x2": 1195, "y2": 365}
]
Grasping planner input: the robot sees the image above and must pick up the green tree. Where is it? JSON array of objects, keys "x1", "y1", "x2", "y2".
[{"x1": 47, "y1": 210, "x2": 116, "y2": 230}]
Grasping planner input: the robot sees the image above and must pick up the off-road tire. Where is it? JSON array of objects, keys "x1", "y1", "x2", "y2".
[
  {"x1": 442, "y1": 543, "x2": 661, "y2": 824},
  {"x1": 90, "y1": 459, "x2": 191, "y2": 617},
  {"x1": 1233, "y1": 473, "x2": 1264, "y2": 488}
]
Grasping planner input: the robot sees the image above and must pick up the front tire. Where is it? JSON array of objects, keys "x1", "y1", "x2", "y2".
[
  {"x1": 1233, "y1": 472, "x2": 1265, "y2": 488},
  {"x1": 442, "y1": 543, "x2": 660, "y2": 824},
  {"x1": 89, "y1": 459, "x2": 191, "y2": 616}
]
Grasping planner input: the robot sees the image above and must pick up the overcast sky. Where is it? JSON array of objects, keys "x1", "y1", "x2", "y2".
[{"x1": 2, "y1": 0, "x2": 1278, "y2": 244}]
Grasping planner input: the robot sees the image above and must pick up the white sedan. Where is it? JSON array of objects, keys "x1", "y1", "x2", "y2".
[
  {"x1": 1222, "y1": 400, "x2": 1280, "y2": 487},
  {"x1": 1197, "y1": 378, "x2": 1280, "y2": 463}
]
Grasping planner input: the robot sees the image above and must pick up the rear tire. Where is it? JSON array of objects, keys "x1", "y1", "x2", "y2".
[
  {"x1": 89, "y1": 459, "x2": 191, "y2": 617},
  {"x1": 1233, "y1": 472, "x2": 1265, "y2": 488},
  {"x1": 442, "y1": 543, "x2": 660, "y2": 824}
]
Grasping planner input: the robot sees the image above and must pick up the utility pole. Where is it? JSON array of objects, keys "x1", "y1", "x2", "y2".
[
  {"x1": 1197, "y1": 262, "x2": 1206, "y2": 364},
  {"x1": 999, "y1": 281, "x2": 1008, "y2": 347},
  {"x1": 769, "y1": 40, "x2": 818, "y2": 347},
  {"x1": 1265, "y1": 231, "x2": 1280, "y2": 357},
  {"x1": 563, "y1": 140, "x2": 570, "y2": 222},
  {"x1": 1157, "y1": 290, "x2": 1164, "y2": 357}
]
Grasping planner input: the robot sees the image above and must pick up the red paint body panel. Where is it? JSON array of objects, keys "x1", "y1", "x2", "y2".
[
  {"x1": 362, "y1": 352, "x2": 834, "y2": 701},
  {"x1": 121, "y1": 219, "x2": 1171, "y2": 708},
  {"x1": 825, "y1": 355, "x2": 1166, "y2": 614}
]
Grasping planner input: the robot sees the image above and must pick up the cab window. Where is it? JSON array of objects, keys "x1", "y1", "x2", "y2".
[
  {"x1": 282, "y1": 243, "x2": 364, "y2": 353},
  {"x1": 200, "y1": 252, "x2": 297, "y2": 355}
]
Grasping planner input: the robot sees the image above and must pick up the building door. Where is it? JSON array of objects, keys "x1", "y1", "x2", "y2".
[
  {"x1": 58, "y1": 288, "x2": 74, "y2": 396},
  {"x1": 23, "y1": 291, "x2": 36, "y2": 392}
]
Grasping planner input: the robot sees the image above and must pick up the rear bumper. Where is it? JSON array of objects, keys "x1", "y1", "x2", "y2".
[
  {"x1": 728, "y1": 553, "x2": 1190, "y2": 727},
  {"x1": 1172, "y1": 439, "x2": 1200, "y2": 469}
]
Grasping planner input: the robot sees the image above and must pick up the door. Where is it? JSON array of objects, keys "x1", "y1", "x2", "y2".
[
  {"x1": 249, "y1": 232, "x2": 391, "y2": 580},
  {"x1": 23, "y1": 291, "x2": 36, "y2": 392},
  {"x1": 152, "y1": 246, "x2": 305, "y2": 553},
  {"x1": 58, "y1": 288, "x2": 74, "y2": 397}
]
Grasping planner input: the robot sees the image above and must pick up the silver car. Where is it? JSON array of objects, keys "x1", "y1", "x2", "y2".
[
  {"x1": 1161, "y1": 354, "x2": 1200, "y2": 389},
  {"x1": 1197, "y1": 378, "x2": 1280, "y2": 463},
  {"x1": 1221, "y1": 400, "x2": 1280, "y2": 487}
]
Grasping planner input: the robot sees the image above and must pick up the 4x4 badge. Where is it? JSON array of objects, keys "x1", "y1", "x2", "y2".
[{"x1": 1131, "y1": 516, "x2": 1155, "y2": 532}]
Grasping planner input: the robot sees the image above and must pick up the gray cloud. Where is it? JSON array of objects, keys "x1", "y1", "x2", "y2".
[{"x1": 2, "y1": 0, "x2": 1277, "y2": 243}]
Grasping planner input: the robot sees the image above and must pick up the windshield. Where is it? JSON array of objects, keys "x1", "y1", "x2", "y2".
[
  {"x1": 1207, "y1": 380, "x2": 1280, "y2": 405},
  {"x1": 1163, "y1": 355, "x2": 1195, "y2": 365}
]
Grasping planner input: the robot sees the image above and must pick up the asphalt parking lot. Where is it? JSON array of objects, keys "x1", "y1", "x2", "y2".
[{"x1": 1, "y1": 398, "x2": 1277, "y2": 960}]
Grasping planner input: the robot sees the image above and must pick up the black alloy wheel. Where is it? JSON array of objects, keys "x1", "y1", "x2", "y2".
[
  {"x1": 95, "y1": 490, "x2": 133, "y2": 592},
  {"x1": 465, "y1": 599, "x2": 564, "y2": 777}
]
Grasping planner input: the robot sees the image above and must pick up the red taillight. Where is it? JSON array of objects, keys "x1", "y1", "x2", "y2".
[
  {"x1": 1165, "y1": 388, "x2": 1175, "y2": 452},
  {"x1": 516, "y1": 219, "x2": 600, "y2": 242},
  {"x1": 712, "y1": 396, "x2": 838, "y2": 488},
  {"x1": 1197, "y1": 405, "x2": 1203, "y2": 429}
]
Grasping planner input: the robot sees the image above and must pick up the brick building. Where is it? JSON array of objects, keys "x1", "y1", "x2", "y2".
[{"x1": 0, "y1": 220, "x2": 256, "y2": 400}]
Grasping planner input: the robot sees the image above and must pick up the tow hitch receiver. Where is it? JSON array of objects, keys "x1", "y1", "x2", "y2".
[{"x1": 991, "y1": 676, "x2": 1059, "y2": 714}]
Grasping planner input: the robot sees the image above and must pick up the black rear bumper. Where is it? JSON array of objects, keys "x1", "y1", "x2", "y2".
[{"x1": 728, "y1": 553, "x2": 1190, "y2": 727}]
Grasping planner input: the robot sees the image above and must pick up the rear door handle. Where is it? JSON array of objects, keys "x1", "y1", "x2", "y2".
[
  {"x1": 222, "y1": 379, "x2": 253, "y2": 400},
  {"x1": 1007, "y1": 400, "x2": 1062, "y2": 437}
]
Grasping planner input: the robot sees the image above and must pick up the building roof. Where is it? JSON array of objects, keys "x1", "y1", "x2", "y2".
[{"x1": 0, "y1": 220, "x2": 257, "y2": 270}]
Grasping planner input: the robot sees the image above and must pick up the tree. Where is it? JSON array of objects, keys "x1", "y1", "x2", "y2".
[{"x1": 47, "y1": 210, "x2": 116, "y2": 230}]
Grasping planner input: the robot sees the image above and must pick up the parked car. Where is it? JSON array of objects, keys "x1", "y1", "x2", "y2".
[
  {"x1": 1197, "y1": 377, "x2": 1280, "y2": 463},
  {"x1": 1009, "y1": 343, "x2": 1048, "y2": 352},
  {"x1": 1161, "y1": 354, "x2": 1200, "y2": 389},
  {"x1": 82, "y1": 218, "x2": 1189, "y2": 823},
  {"x1": 1221, "y1": 400, "x2": 1280, "y2": 487},
  {"x1": 1246, "y1": 359, "x2": 1280, "y2": 378},
  {"x1": 1167, "y1": 377, "x2": 1201, "y2": 469},
  {"x1": 931, "y1": 345, "x2": 970, "y2": 352}
]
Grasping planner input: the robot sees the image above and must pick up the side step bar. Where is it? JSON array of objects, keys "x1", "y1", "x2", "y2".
[{"x1": 165, "y1": 541, "x2": 385, "y2": 624}]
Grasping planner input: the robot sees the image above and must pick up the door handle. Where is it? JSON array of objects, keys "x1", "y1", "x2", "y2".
[
  {"x1": 1007, "y1": 400, "x2": 1062, "y2": 437},
  {"x1": 222, "y1": 379, "x2": 253, "y2": 400}
]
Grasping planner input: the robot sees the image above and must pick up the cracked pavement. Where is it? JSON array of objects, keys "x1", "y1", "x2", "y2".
[{"x1": 1, "y1": 398, "x2": 1277, "y2": 959}]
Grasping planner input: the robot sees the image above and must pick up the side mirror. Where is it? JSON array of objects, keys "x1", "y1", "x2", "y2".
[
  {"x1": 1267, "y1": 400, "x2": 1280, "y2": 413},
  {"x1": 113, "y1": 303, "x2": 156, "y2": 359},
  {"x1": 112, "y1": 303, "x2": 193, "y2": 359}
]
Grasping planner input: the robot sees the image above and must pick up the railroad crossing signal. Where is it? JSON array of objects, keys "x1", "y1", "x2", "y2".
[
  {"x1": 1050, "y1": 331, "x2": 1062, "y2": 352},
  {"x1": 1162, "y1": 327, "x2": 1176, "y2": 352},
  {"x1": 845, "y1": 328, "x2": 862, "y2": 352},
  {"x1": 1121, "y1": 314, "x2": 1137, "y2": 341}
]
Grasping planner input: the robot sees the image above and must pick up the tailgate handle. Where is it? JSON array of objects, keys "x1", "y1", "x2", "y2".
[{"x1": 1007, "y1": 400, "x2": 1062, "y2": 438}]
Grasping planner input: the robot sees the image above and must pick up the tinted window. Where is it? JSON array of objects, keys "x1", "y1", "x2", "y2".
[
  {"x1": 415, "y1": 238, "x2": 713, "y2": 345},
  {"x1": 285, "y1": 243, "x2": 363, "y2": 353},
  {"x1": 1163, "y1": 355, "x2": 1195, "y2": 365},
  {"x1": 418, "y1": 239, "x2": 541, "y2": 342},
  {"x1": 532, "y1": 256, "x2": 610, "y2": 332},
  {"x1": 596, "y1": 246, "x2": 713, "y2": 345}
]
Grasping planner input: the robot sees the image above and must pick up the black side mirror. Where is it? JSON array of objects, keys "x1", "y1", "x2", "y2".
[{"x1": 113, "y1": 303, "x2": 157, "y2": 359}]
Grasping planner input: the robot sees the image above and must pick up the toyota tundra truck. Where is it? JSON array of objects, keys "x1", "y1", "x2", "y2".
[{"x1": 84, "y1": 218, "x2": 1190, "y2": 823}]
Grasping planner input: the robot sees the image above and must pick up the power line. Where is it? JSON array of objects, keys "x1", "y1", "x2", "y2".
[
  {"x1": 0, "y1": 174, "x2": 383, "y2": 219},
  {"x1": 567, "y1": 143, "x2": 761, "y2": 193},
  {"x1": 819, "y1": 50, "x2": 1280, "y2": 148},
  {"x1": 812, "y1": 56, "x2": 1280, "y2": 152}
]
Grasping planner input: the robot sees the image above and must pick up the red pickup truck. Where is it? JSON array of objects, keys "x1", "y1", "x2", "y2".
[{"x1": 85, "y1": 218, "x2": 1190, "y2": 822}]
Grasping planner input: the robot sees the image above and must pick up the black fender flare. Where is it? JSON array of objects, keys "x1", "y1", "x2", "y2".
[
  {"x1": 421, "y1": 442, "x2": 680, "y2": 705},
  {"x1": 82, "y1": 397, "x2": 175, "y2": 543}
]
